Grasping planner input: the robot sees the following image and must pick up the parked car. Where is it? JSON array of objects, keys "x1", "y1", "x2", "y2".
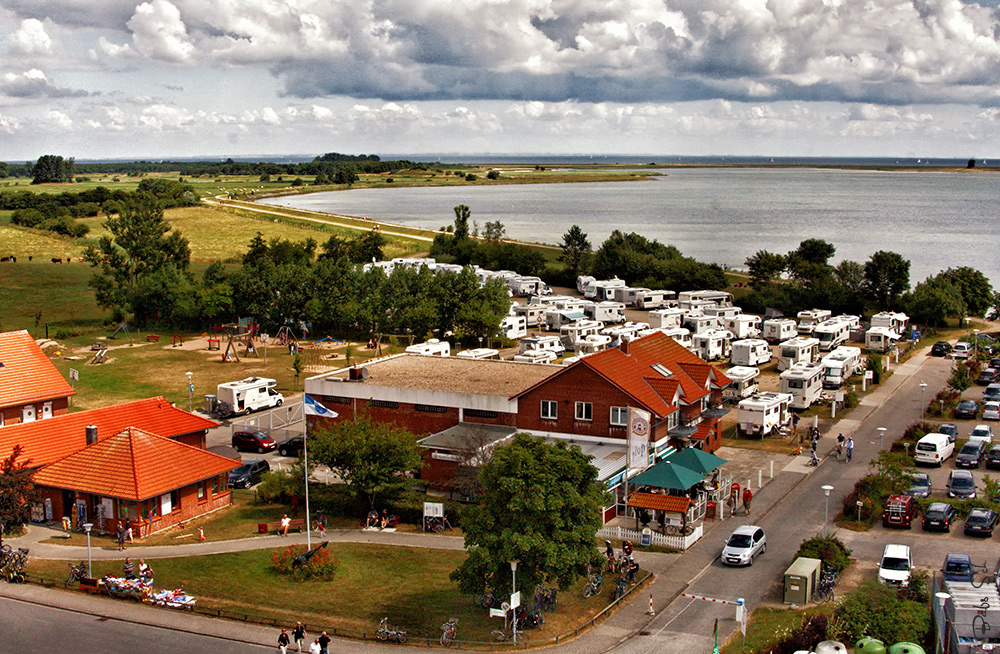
[
  {"x1": 964, "y1": 508, "x2": 1000, "y2": 537},
  {"x1": 904, "y1": 472, "x2": 932, "y2": 498},
  {"x1": 985, "y1": 384, "x2": 1000, "y2": 402},
  {"x1": 948, "y1": 469, "x2": 977, "y2": 498},
  {"x1": 990, "y1": 356, "x2": 1000, "y2": 369},
  {"x1": 956, "y1": 440, "x2": 989, "y2": 468},
  {"x1": 231, "y1": 430, "x2": 277, "y2": 453},
  {"x1": 914, "y1": 433, "x2": 955, "y2": 466},
  {"x1": 228, "y1": 459, "x2": 270, "y2": 488},
  {"x1": 923, "y1": 502, "x2": 959, "y2": 532},
  {"x1": 978, "y1": 368, "x2": 1000, "y2": 385},
  {"x1": 878, "y1": 544, "x2": 912, "y2": 587},
  {"x1": 938, "y1": 423, "x2": 959, "y2": 443},
  {"x1": 721, "y1": 525, "x2": 767, "y2": 566},
  {"x1": 942, "y1": 553, "x2": 975, "y2": 582},
  {"x1": 985, "y1": 402, "x2": 1000, "y2": 421},
  {"x1": 954, "y1": 342, "x2": 974, "y2": 359},
  {"x1": 986, "y1": 444, "x2": 1000, "y2": 471},
  {"x1": 931, "y1": 341, "x2": 953, "y2": 357},
  {"x1": 882, "y1": 494, "x2": 919, "y2": 528},
  {"x1": 277, "y1": 436, "x2": 306, "y2": 457},
  {"x1": 970, "y1": 424, "x2": 994, "y2": 443},
  {"x1": 955, "y1": 399, "x2": 980, "y2": 420}
]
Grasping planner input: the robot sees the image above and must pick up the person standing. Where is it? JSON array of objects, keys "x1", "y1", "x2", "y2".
[
  {"x1": 124, "y1": 517, "x2": 134, "y2": 544},
  {"x1": 278, "y1": 629, "x2": 290, "y2": 654},
  {"x1": 742, "y1": 487, "x2": 753, "y2": 516},
  {"x1": 292, "y1": 622, "x2": 306, "y2": 653},
  {"x1": 318, "y1": 631, "x2": 331, "y2": 654},
  {"x1": 308, "y1": 639, "x2": 321, "y2": 654},
  {"x1": 846, "y1": 437, "x2": 854, "y2": 462},
  {"x1": 122, "y1": 557, "x2": 135, "y2": 579},
  {"x1": 116, "y1": 521, "x2": 126, "y2": 551}
]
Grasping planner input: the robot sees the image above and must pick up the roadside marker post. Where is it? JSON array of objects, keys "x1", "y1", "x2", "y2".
[{"x1": 647, "y1": 593, "x2": 654, "y2": 615}]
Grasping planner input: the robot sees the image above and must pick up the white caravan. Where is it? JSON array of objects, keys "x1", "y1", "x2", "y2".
[
  {"x1": 661, "y1": 326, "x2": 693, "y2": 350},
  {"x1": 576, "y1": 275, "x2": 596, "y2": 294},
  {"x1": 498, "y1": 315, "x2": 528, "y2": 340},
  {"x1": 509, "y1": 276, "x2": 551, "y2": 297},
  {"x1": 649, "y1": 307, "x2": 685, "y2": 330},
  {"x1": 585, "y1": 279, "x2": 627, "y2": 301},
  {"x1": 456, "y1": 348, "x2": 500, "y2": 360},
  {"x1": 779, "y1": 362, "x2": 825, "y2": 409},
  {"x1": 560, "y1": 320, "x2": 604, "y2": 351},
  {"x1": 514, "y1": 303, "x2": 547, "y2": 328},
  {"x1": 405, "y1": 339, "x2": 451, "y2": 356},
  {"x1": 545, "y1": 309, "x2": 589, "y2": 331},
  {"x1": 634, "y1": 289, "x2": 676, "y2": 309},
  {"x1": 723, "y1": 314, "x2": 762, "y2": 339},
  {"x1": 692, "y1": 329, "x2": 732, "y2": 362},
  {"x1": 216, "y1": 377, "x2": 285, "y2": 417},
  {"x1": 777, "y1": 337, "x2": 821, "y2": 371},
  {"x1": 611, "y1": 286, "x2": 650, "y2": 306},
  {"x1": 682, "y1": 312, "x2": 722, "y2": 335},
  {"x1": 813, "y1": 316, "x2": 857, "y2": 351},
  {"x1": 730, "y1": 339, "x2": 772, "y2": 367},
  {"x1": 821, "y1": 346, "x2": 862, "y2": 389},
  {"x1": 677, "y1": 290, "x2": 734, "y2": 310},
  {"x1": 865, "y1": 326, "x2": 901, "y2": 353},
  {"x1": 736, "y1": 392, "x2": 793, "y2": 438},
  {"x1": 703, "y1": 305, "x2": 743, "y2": 319},
  {"x1": 575, "y1": 334, "x2": 614, "y2": 355},
  {"x1": 602, "y1": 322, "x2": 649, "y2": 345},
  {"x1": 871, "y1": 311, "x2": 909, "y2": 335},
  {"x1": 512, "y1": 349, "x2": 558, "y2": 364},
  {"x1": 724, "y1": 366, "x2": 761, "y2": 402},
  {"x1": 519, "y1": 335, "x2": 565, "y2": 356},
  {"x1": 762, "y1": 318, "x2": 798, "y2": 344},
  {"x1": 584, "y1": 301, "x2": 626, "y2": 324},
  {"x1": 796, "y1": 309, "x2": 832, "y2": 336}
]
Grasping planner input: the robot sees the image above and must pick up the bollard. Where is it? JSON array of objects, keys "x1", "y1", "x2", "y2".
[
  {"x1": 758, "y1": 470, "x2": 762, "y2": 488},
  {"x1": 770, "y1": 460, "x2": 774, "y2": 478},
  {"x1": 647, "y1": 593, "x2": 655, "y2": 615}
]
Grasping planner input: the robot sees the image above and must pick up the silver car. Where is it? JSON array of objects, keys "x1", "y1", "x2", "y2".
[{"x1": 722, "y1": 525, "x2": 766, "y2": 566}]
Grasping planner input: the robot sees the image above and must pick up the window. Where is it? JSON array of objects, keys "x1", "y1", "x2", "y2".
[
  {"x1": 368, "y1": 399, "x2": 399, "y2": 409},
  {"x1": 465, "y1": 408, "x2": 499, "y2": 419},
  {"x1": 416, "y1": 404, "x2": 448, "y2": 413},
  {"x1": 322, "y1": 395, "x2": 353, "y2": 404},
  {"x1": 540, "y1": 400, "x2": 557, "y2": 420},
  {"x1": 667, "y1": 412, "x2": 679, "y2": 430},
  {"x1": 575, "y1": 402, "x2": 593, "y2": 421},
  {"x1": 198, "y1": 482, "x2": 206, "y2": 500},
  {"x1": 610, "y1": 406, "x2": 628, "y2": 426},
  {"x1": 212, "y1": 476, "x2": 219, "y2": 495}
]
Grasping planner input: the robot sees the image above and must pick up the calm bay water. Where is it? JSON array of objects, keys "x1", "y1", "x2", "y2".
[{"x1": 259, "y1": 167, "x2": 1000, "y2": 288}]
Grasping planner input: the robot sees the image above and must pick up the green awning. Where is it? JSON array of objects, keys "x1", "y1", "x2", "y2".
[
  {"x1": 665, "y1": 448, "x2": 727, "y2": 476},
  {"x1": 629, "y1": 460, "x2": 704, "y2": 491}
]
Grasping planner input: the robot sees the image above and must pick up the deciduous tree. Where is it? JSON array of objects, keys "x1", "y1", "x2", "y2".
[
  {"x1": 0, "y1": 446, "x2": 37, "y2": 549},
  {"x1": 864, "y1": 250, "x2": 910, "y2": 311},
  {"x1": 559, "y1": 224, "x2": 592, "y2": 277}
]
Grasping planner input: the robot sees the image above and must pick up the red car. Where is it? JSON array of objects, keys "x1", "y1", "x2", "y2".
[{"x1": 231, "y1": 430, "x2": 277, "y2": 453}]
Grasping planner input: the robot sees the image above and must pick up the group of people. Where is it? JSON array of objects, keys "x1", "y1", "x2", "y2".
[
  {"x1": 365, "y1": 509, "x2": 394, "y2": 530},
  {"x1": 115, "y1": 518, "x2": 135, "y2": 551},
  {"x1": 836, "y1": 432, "x2": 855, "y2": 462},
  {"x1": 121, "y1": 557, "x2": 153, "y2": 581},
  {"x1": 604, "y1": 540, "x2": 640, "y2": 583},
  {"x1": 276, "y1": 623, "x2": 330, "y2": 654}
]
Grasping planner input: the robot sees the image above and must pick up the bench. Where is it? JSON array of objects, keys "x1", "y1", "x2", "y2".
[
  {"x1": 145, "y1": 334, "x2": 160, "y2": 342},
  {"x1": 257, "y1": 518, "x2": 306, "y2": 535}
]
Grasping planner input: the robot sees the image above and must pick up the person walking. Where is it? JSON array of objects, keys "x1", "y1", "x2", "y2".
[
  {"x1": 308, "y1": 639, "x2": 321, "y2": 654},
  {"x1": 836, "y1": 433, "x2": 845, "y2": 459},
  {"x1": 278, "y1": 629, "x2": 290, "y2": 654},
  {"x1": 742, "y1": 487, "x2": 753, "y2": 516},
  {"x1": 116, "y1": 521, "x2": 126, "y2": 551},
  {"x1": 846, "y1": 436, "x2": 854, "y2": 462},
  {"x1": 318, "y1": 631, "x2": 331, "y2": 654},
  {"x1": 292, "y1": 622, "x2": 306, "y2": 652}
]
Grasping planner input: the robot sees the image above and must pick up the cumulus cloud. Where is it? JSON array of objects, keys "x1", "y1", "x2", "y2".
[
  {"x1": 11, "y1": 19, "x2": 53, "y2": 55},
  {"x1": 127, "y1": 0, "x2": 195, "y2": 63},
  {"x1": 0, "y1": 69, "x2": 90, "y2": 99}
]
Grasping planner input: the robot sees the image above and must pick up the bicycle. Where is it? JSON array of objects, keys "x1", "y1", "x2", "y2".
[
  {"x1": 439, "y1": 618, "x2": 458, "y2": 647},
  {"x1": 425, "y1": 515, "x2": 453, "y2": 533},
  {"x1": 582, "y1": 571, "x2": 603, "y2": 598},
  {"x1": 533, "y1": 585, "x2": 557, "y2": 611},
  {"x1": 376, "y1": 617, "x2": 407, "y2": 643},
  {"x1": 474, "y1": 590, "x2": 501, "y2": 608},
  {"x1": 611, "y1": 575, "x2": 628, "y2": 601},
  {"x1": 66, "y1": 561, "x2": 89, "y2": 584},
  {"x1": 815, "y1": 578, "x2": 836, "y2": 603}
]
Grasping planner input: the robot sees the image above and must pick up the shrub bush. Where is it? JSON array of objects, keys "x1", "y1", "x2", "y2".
[
  {"x1": 271, "y1": 544, "x2": 340, "y2": 582},
  {"x1": 868, "y1": 353, "x2": 883, "y2": 384},
  {"x1": 794, "y1": 535, "x2": 851, "y2": 572},
  {"x1": 465, "y1": 173, "x2": 478, "y2": 181},
  {"x1": 753, "y1": 613, "x2": 829, "y2": 654},
  {"x1": 830, "y1": 580, "x2": 930, "y2": 645}
]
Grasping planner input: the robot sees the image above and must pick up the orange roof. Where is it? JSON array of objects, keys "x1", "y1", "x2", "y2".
[
  {"x1": 0, "y1": 330, "x2": 75, "y2": 409},
  {"x1": 32, "y1": 427, "x2": 239, "y2": 501},
  {"x1": 627, "y1": 491, "x2": 692, "y2": 513},
  {"x1": 689, "y1": 422, "x2": 716, "y2": 442},
  {"x1": 0, "y1": 396, "x2": 218, "y2": 468}
]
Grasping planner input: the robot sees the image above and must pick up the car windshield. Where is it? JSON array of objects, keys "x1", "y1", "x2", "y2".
[
  {"x1": 969, "y1": 513, "x2": 991, "y2": 524},
  {"x1": 727, "y1": 534, "x2": 753, "y2": 548},
  {"x1": 961, "y1": 443, "x2": 981, "y2": 455},
  {"x1": 960, "y1": 401, "x2": 976, "y2": 409},
  {"x1": 952, "y1": 476, "x2": 975, "y2": 488},
  {"x1": 946, "y1": 561, "x2": 972, "y2": 574},
  {"x1": 881, "y1": 557, "x2": 910, "y2": 571},
  {"x1": 233, "y1": 464, "x2": 251, "y2": 475},
  {"x1": 941, "y1": 425, "x2": 958, "y2": 434}
]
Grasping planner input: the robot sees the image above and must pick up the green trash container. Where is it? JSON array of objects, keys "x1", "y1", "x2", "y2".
[
  {"x1": 857, "y1": 637, "x2": 886, "y2": 654},
  {"x1": 887, "y1": 643, "x2": 924, "y2": 654}
]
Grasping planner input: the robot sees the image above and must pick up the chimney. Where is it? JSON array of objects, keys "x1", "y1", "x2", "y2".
[
  {"x1": 85, "y1": 424, "x2": 97, "y2": 445},
  {"x1": 619, "y1": 339, "x2": 631, "y2": 356}
]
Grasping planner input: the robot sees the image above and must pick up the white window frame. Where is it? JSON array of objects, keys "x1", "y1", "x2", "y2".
[
  {"x1": 575, "y1": 401, "x2": 593, "y2": 421},
  {"x1": 540, "y1": 400, "x2": 557, "y2": 420},
  {"x1": 610, "y1": 406, "x2": 628, "y2": 426}
]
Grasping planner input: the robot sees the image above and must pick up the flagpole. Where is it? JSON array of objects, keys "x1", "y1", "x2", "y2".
[{"x1": 304, "y1": 399, "x2": 311, "y2": 549}]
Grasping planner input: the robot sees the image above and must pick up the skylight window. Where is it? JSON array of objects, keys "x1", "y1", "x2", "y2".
[{"x1": 651, "y1": 363, "x2": 673, "y2": 378}]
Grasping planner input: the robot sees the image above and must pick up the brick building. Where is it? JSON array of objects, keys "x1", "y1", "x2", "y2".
[{"x1": 0, "y1": 330, "x2": 75, "y2": 427}]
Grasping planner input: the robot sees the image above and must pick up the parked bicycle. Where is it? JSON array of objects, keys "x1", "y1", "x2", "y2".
[
  {"x1": 424, "y1": 515, "x2": 453, "y2": 533},
  {"x1": 376, "y1": 617, "x2": 407, "y2": 643},
  {"x1": 66, "y1": 561, "x2": 89, "y2": 584},
  {"x1": 439, "y1": 618, "x2": 459, "y2": 647},
  {"x1": 0, "y1": 546, "x2": 28, "y2": 573},
  {"x1": 532, "y1": 585, "x2": 557, "y2": 611},
  {"x1": 815, "y1": 565, "x2": 839, "y2": 603},
  {"x1": 516, "y1": 605, "x2": 544, "y2": 629},
  {"x1": 611, "y1": 574, "x2": 629, "y2": 601},
  {"x1": 491, "y1": 626, "x2": 515, "y2": 642},
  {"x1": 582, "y1": 571, "x2": 604, "y2": 598},
  {"x1": 474, "y1": 590, "x2": 501, "y2": 609}
]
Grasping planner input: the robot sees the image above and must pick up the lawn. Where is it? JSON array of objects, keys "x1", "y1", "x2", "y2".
[{"x1": 721, "y1": 604, "x2": 836, "y2": 654}]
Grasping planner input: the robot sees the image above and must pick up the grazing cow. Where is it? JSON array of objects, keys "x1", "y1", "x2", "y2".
[
  {"x1": 0, "y1": 257, "x2": 8, "y2": 263},
  {"x1": 10, "y1": 256, "x2": 15, "y2": 262},
  {"x1": 51, "y1": 257, "x2": 62, "y2": 263}
]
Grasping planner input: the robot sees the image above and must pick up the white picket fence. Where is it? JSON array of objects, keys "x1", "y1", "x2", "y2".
[{"x1": 597, "y1": 523, "x2": 703, "y2": 551}]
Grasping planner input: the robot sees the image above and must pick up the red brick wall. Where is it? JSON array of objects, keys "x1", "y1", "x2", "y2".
[
  {"x1": 516, "y1": 365, "x2": 637, "y2": 440},
  {"x1": 175, "y1": 431, "x2": 206, "y2": 448},
  {"x1": 307, "y1": 398, "x2": 515, "y2": 437}
]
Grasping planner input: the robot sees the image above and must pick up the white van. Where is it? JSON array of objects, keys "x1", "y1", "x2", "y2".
[
  {"x1": 914, "y1": 433, "x2": 954, "y2": 466},
  {"x1": 216, "y1": 377, "x2": 284, "y2": 417},
  {"x1": 405, "y1": 339, "x2": 450, "y2": 356}
]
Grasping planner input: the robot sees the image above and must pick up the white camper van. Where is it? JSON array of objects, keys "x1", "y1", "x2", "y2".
[
  {"x1": 545, "y1": 309, "x2": 588, "y2": 331},
  {"x1": 405, "y1": 339, "x2": 451, "y2": 356},
  {"x1": 813, "y1": 316, "x2": 856, "y2": 351},
  {"x1": 777, "y1": 337, "x2": 821, "y2": 371},
  {"x1": 736, "y1": 392, "x2": 793, "y2": 437},
  {"x1": 560, "y1": 320, "x2": 604, "y2": 351},
  {"x1": 871, "y1": 311, "x2": 909, "y2": 334},
  {"x1": 692, "y1": 329, "x2": 733, "y2": 361},
  {"x1": 514, "y1": 303, "x2": 547, "y2": 328},
  {"x1": 509, "y1": 275, "x2": 551, "y2": 297},
  {"x1": 584, "y1": 279, "x2": 626, "y2": 301},
  {"x1": 576, "y1": 275, "x2": 597, "y2": 295},
  {"x1": 682, "y1": 312, "x2": 722, "y2": 335},
  {"x1": 821, "y1": 346, "x2": 862, "y2": 389},
  {"x1": 575, "y1": 334, "x2": 613, "y2": 355},
  {"x1": 779, "y1": 362, "x2": 825, "y2": 409},
  {"x1": 584, "y1": 301, "x2": 626, "y2": 324},
  {"x1": 649, "y1": 307, "x2": 685, "y2": 330},
  {"x1": 519, "y1": 335, "x2": 565, "y2": 356},
  {"x1": 456, "y1": 348, "x2": 500, "y2": 360},
  {"x1": 730, "y1": 339, "x2": 772, "y2": 367},
  {"x1": 762, "y1": 318, "x2": 797, "y2": 344},
  {"x1": 498, "y1": 315, "x2": 528, "y2": 340},
  {"x1": 512, "y1": 349, "x2": 558, "y2": 364},
  {"x1": 703, "y1": 305, "x2": 743, "y2": 319},
  {"x1": 723, "y1": 314, "x2": 762, "y2": 339},
  {"x1": 634, "y1": 289, "x2": 676, "y2": 309},
  {"x1": 677, "y1": 290, "x2": 734, "y2": 310},
  {"x1": 796, "y1": 309, "x2": 832, "y2": 336},
  {"x1": 611, "y1": 286, "x2": 650, "y2": 306},
  {"x1": 661, "y1": 326, "x2": 693, "y2": 350},
  {"x1": 724, "y1": 366, "x2": 761, "y2": 402},
  {"x1": 865, "y1": 326, "x2": 900, "y2": 353},
  {"x1": 216, "y1": 377, "x2": 284, "y2": 417}
]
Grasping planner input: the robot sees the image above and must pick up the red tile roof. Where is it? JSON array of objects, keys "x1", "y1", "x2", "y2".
[
  {"x1": 627, "y1": 491, "x2": 692, "y2": 513},
  {"x1": 0, "y1": 396, "x2": 217, "y2": 468},
  {"x1": 32, "y1": 427, "x2": 238, "y2": 500},
  {"x1": 0, "y1": 330, "x2": 75, "y2": 409}
]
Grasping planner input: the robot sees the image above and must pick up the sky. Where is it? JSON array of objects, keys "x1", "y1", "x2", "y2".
[{"x1": 2, "y1": 0, "x2": 1000, "y2": 161}]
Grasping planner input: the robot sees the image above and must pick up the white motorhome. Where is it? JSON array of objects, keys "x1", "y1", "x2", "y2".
[
  {"x1": 519, "y1": 335, "x2": 565, "y2": 355},
  {"x1": 730, "y1": 339, "x2": 772, "y2": 367},
  {"x1": 498, "y1": 315, "x2": 528, "y2": 340},
  {"x1": 722, "y1": 314, "x2": 761, "y2": 339},
  {"x1": 634, "y1": 289, "x2": 676, "y2": 309},
  {"x1": 216, "y1": 377, "x2": 284, "y2": 417},
  {"x1": 813, "y1": 316, "x2": 856, "y2": 351},
  {"x1": 724, "y1": 366, "x2": 761, "y2": 402},
  {"x1": 762, "y1": 318, "x2": 797, "y2": 344},
  {"x1": 871, "y1": 311, "x2": 909, "y2": 335},
  {"x1": 611, "y1": 286, "x2": 650, "y2": 306},
  {"x1": 821, "y1": 346, "x2": 862, "y2": 389},
  {"x1": 575, "y1": 334, "x2": 614, "y2": 355},
  {"x1": 661, "y1": 326, "x2": 693, "y2": 350},
  {"x1": 777, "y1": 337, "x2": 821, "y2": 371},
  {"x1": 576, "y1": 275, "x2": 596, "y2": 295},
  {"x1": 736, "y1": 392, "x2": 793, "y2": 438},
  {"x1": 779, "y1": 362, "x2": 825, "y2": 409},
  {"x1": 509, "y1": 275, "x2": 551, "y2": 297},
  {"x1": 682, "y1": 312, "x2": 722, "y2": 335},
  {"x1": 584, "y1": 301, "x2": 626, "y2": 324},
  {"x1": 514, "y1": 303, "x2": 547, "y2": 327},
  {"x1": 560, "y1": 320, "x2": 604, "y2": 351},
  {"x1": 692, "y1": 329, "x2": 732, "y2": 362},
  {"x1": 456, "y1": 348, "x2": 500, "y2": 360},
  {"x1": 796, "y1": 309, "x2": 832, "y2": 336},
  {"x1": 585, "y1": 279, "x2": 627, "y2": 301},
  {"x1": 649, "y1": 307, "x2": 685, "y2": 330},
  {"x1": 405, "y1": 339, "x2": 451, "y2": 356},
  {"x1": 512, "y1": 349, "x2": 558, "y2": 364},
  {"x1": 602, "y1": 322, "x2": 648, "y2": 345},
  {"x1": 545, "y1": 308, "x2": 589, "y2": 331},
  {"x1": 677, "y1": 290, "x2": 734, "y2": 310},
  {"x1": 703, "y1": 305, "x2": 743, "y2": 319},
  {"x1": 865, "y1": 326, "x2": 900, "y2": 353}
]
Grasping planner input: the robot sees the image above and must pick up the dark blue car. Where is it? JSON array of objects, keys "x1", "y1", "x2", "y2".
[{"x1": 942, "y1": 554, "x2": 974, "y2": 582}]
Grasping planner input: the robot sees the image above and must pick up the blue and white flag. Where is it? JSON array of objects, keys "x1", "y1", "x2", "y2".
[{"x1": 304, "y1": 394, "x2": 339, "y2": 418}]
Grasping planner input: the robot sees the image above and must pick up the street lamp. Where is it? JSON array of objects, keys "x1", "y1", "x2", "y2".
[
  {"x1": 974, "y1": 329, "x2": 980, "y2": 355},
  {"x1": 821, "y1": 486, "x2": 834, "y2": 537},
  {"x1": 83, "y1": 522, "x2": 93, "y2": 578},
  {"x1": 877, "y1": 427, "x2": 887, "y2": 451},
  {"x1": 510, "y1": 560, "x2": 519, "y2": 644},
  {"x1": 185, "y1": 371, "x2": 193, "y2": 412},
  {"x1": 919, "y1": 382, "x2": 928, "y2": 420}
]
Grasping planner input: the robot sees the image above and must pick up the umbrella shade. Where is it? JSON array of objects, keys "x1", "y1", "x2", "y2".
[
  {"x1": 629, "y1": 460, "x2": 704, "y2": 491},
  {"x1": 666, "y1": 448, "x2": 727, "y2": 476}
]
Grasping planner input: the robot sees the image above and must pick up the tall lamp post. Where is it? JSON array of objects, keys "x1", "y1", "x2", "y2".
[
  {"x1": 877, "y1": 427, "x2": 887, "y2": 451},
  {"x1": 510, "y1": 560, "x2": 519, "y2": 644},
  {"x1": 821, "y1": 485, "x2": 834, "y2": 537},
  {"x1": 185, "y1": 371, "x2": 193, "y2": 412},
  {"x1": 920, "y1": 382, "x2": 928, "y2": 420},
  {"x1": 974, "y1": 329, "x2": 980, "y2": 355},
  {"x1": 83, "y1": 522, "x2": 93, "y2": 578}
]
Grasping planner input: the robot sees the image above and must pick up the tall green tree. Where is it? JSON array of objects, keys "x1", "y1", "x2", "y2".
[
  {"x1": 902, "y1": 275, "x2": 966, "y2": 326},
  {"x1": 559, "y1": 224, "x2": 592, "y2": 277},
  {"x1": 864, "y1": 250, "x2": 910, "y2": 311},
  {"x1": 0, "y1": 446, "x2": 37, "y2": 549},
  {"x1": 938, "y1": 267, "x2": 993, "y2": 317},
  {"x1": 744, "y1": 250, "x2": 787, "y2": 290},
  {"x1": 310, "y1": 414, "x2": 421, "y2": 510},
  {"x1": 31, "y1": 154, "x2": 74, "y2": 184},
  {"x1": 450, "y1": 434, "x2": 606, "y2": 598},
  {"x1": 453, "y1": 204, "x2": 471, "y2": 241}
]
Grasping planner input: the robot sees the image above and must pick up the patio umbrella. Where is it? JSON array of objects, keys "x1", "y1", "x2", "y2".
[
  {"x1": 629, "y1": 460, "x2": 704, "y2": 491},
  {"x1": 666, "y1": 448, "x2": 727, "y2": 476}
]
